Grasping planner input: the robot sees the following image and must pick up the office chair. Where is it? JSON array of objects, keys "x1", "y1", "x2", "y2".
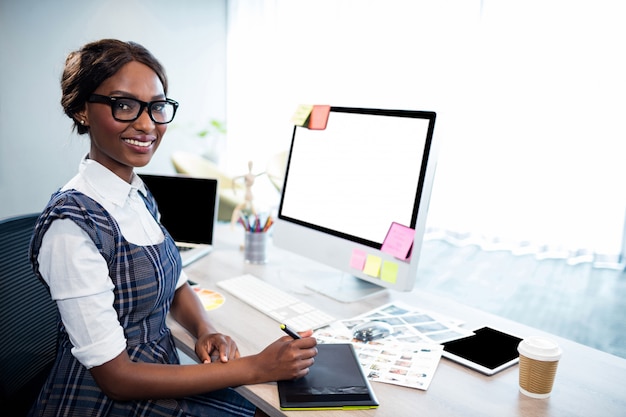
[{"x1": 0, "y1": 213, "x2": 58, "y2": 416}]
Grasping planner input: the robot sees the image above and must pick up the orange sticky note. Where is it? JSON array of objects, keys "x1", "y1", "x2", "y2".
[
  {"x1": 363, "y1": 254, "x2": 382, "y2": 278},
  {"x1": 381, "y1": 261, "x2": 399, "y2": 283},
  {"x1": 350, "y1": 249, "x2": 367, "y2": 270},
  {"x1": 307, "y1": 105, "x2": 331, "y2": 130},
  {"x1": 380, "y1": 222, "x2": 414, "y2": 260}
]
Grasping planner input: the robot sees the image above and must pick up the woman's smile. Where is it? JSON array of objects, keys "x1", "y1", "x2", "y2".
[{"x1": 123, "y1": 135, "x2": 157, "y2": 150}]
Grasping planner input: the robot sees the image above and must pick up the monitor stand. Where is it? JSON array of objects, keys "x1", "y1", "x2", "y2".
[{"x1": 305, "y1": 273, "x2": 387, "y2": 303}]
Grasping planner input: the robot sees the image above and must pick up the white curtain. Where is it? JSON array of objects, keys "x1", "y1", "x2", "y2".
[{"x1": 225, "y1": 0, "x2": 626, "y2": 266}]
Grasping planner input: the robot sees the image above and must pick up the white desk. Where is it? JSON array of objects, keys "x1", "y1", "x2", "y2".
[{"x1": 168, "y1": 225, "x2": 626, "y2": 417}]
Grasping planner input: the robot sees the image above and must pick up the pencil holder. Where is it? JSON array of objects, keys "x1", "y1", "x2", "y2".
[{"x1": 244, "y1": 232, "x2": 268, "y2": 264}]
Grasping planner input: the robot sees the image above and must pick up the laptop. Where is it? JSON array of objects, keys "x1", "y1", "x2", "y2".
[{"x1": 139, "y1": 173, "x2": 219, "y2": 267}]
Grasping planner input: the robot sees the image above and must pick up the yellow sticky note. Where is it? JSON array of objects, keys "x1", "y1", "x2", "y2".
[
  {"x1": 381, "y1": 261, "x2": 398, "y2": 283},
  {"x1": 291, "y1": 104, "x2": 313, "y2": 126},
  {"x1": 363, "y1": 254, "x2": 382, "y2": 278}
]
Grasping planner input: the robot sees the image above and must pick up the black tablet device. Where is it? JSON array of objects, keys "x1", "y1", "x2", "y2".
[
  {"x1": 277, "y1": 343, "x2": 379, "y2": 410},
  {"x1": 442, "y1": 327, "x2": 523, "y2": 375}
]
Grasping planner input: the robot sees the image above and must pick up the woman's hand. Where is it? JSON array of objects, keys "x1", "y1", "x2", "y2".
[
  {"x1": 195, "y1": 332, "x2": 241, "y2": 364},
  {"x1": 171, "y1": 282, "x2": 235, "y2": 363},
  {"x1": 251, "y1": 330, "x2": 318, "y2": 382}
]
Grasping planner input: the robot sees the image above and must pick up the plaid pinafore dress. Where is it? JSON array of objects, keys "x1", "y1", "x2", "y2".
[{"x1": 29, "y1": 190, "x2": 254, "y2": 417}]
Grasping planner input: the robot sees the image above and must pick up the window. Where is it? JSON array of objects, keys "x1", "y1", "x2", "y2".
[{"x1": 226, "y1": 0, "x2": 626, "y2": 264}]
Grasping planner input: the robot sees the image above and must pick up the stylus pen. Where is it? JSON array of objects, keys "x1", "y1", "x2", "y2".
[{"x1": 280, "y1": 323, "x2": 302, "y2": 340}]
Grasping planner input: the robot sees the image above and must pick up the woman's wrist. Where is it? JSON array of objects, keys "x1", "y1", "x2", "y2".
[{"x1": 194, "y1": 323, "x2": 216, "y2": 340}]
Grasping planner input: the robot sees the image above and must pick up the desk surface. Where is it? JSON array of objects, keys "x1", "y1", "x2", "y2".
[{"x1": 168, "y1": 225, "x2": 626, "y2": 417}]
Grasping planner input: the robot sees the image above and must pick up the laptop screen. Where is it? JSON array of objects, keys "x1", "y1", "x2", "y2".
[{"x1": 139, "y1": 174, "x2": 218, "y2": 245}]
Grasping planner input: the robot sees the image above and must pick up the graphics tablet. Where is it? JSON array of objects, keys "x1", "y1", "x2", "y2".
[
  {"x1": 442, "y1": 327, "x2": 523, "y2": 376},
  {"x1": 277, "y1": 343, "x2": 379, "y2": 410}
]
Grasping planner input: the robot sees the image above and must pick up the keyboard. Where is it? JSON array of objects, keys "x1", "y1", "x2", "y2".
[{"x1": 217, "y1": 274, "x2": 336, "y2": 331}]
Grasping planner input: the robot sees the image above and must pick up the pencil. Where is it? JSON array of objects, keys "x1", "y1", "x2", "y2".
[{"x1": 262, "y1": 216, "x2": 273, "y2": 232}]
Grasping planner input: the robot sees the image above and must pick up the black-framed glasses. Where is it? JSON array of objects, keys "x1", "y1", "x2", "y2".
[{"x1": 87, "y1": 94, "x2": 179, "y2": 124}]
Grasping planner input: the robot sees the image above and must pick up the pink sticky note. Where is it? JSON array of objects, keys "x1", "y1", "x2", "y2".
[
  {"x1": 350, "y1": 249, "x2": 368, "y2": 270},
  {"x1": 380, "y1": 222, "x2": 414, "y2": 260},
  {"x1": 307, "y1": 105, "x2": 331, "y2": 130}
]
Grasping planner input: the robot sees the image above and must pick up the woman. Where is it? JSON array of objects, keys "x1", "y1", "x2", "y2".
[{"x1": 29, "y1": 39, "x2": 317, "y2": 417}]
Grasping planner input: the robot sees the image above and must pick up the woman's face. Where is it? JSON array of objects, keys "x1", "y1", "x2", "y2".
[{"x1": 80, "y1": 61, "x2": 168, "y2": 182}]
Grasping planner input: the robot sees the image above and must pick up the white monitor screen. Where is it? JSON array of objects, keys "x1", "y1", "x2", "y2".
[{"x1": 274, "y1": 107, "x2": 437, "y2": 301}]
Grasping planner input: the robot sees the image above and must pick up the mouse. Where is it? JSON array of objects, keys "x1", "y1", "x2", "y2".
[{"x1": 352, "y1": 320, "x2": 393, "y2": 342}]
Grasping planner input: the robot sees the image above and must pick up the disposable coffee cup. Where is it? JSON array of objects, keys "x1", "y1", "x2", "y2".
[
  {"x1": 244, "y1": 232, "x2": 268, "y2": 264},
  {"x1": 517, "y1": 336, "x2": 562, "y2": 398}
]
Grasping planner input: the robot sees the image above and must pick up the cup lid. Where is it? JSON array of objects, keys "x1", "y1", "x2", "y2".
[{"x1": 518, "y1": 336, "x2": 562, "y2": 361}]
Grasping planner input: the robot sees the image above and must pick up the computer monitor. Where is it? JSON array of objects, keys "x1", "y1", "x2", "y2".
[{"x1": 273, "y1": 106, "x2": 438, "y2": 302}]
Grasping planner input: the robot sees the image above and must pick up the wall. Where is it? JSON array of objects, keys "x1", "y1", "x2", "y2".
[{"x1": 0, "y1": 0, "x2": 227, "y2": 219}]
